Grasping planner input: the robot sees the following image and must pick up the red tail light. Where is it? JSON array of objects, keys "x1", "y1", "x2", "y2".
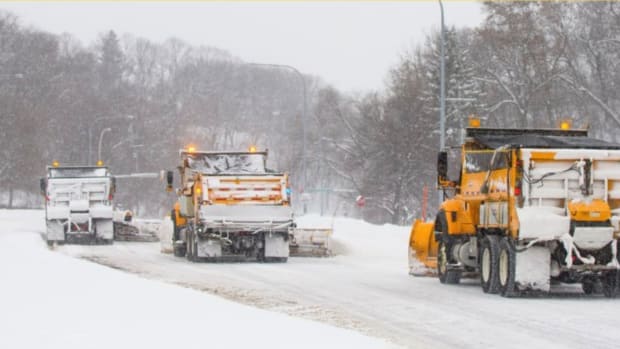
[
  {"x1": 108, "y1": 193, "x2": 113, "y2": 201},
  {"x1": 514, "y1": 187, "x2": 521, "y2": 196}
]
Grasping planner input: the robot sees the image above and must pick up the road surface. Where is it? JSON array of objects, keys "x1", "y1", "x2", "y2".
[{"x1": 51, "y1": 214, "x2": 620, "y2": 349}]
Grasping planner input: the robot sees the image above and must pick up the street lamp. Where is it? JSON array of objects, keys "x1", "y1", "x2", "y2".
[
  {"x1": 438, "y1": 0, "x2": 447, "y2": 205},
  {"x1": 97, "y1": 128, "x2": 112, "y2": 163},
  {"x1": 87, "y1": 115, "x2": 135, "y2": 165},
  {"x1": 439, "y1": 0, "x2": 446, "y2": 152},
  {"x1": 246, "y1": 62, "x2": 308, "y2": 213}
]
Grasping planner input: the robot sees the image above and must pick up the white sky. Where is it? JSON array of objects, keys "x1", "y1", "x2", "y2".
[{"x1": 0, "y1": 1, "x2": 484, "y2": 92}]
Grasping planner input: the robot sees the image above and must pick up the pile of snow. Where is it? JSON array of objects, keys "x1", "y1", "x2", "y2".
[
  {"x1": 296, "y1": 214, "x2": 410, "y2": 260},
  {"x1": 0, "y1": 210, "x2": 396, "y2": 349}
]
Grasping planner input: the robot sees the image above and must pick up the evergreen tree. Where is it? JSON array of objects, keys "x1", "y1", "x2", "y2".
[{"x1": 421, "y1": 27, "x2": 484, "y2": 146}]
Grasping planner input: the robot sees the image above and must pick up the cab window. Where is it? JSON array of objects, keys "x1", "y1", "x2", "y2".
[{"x1": 464, "y1": 151, "x2": 508, "y2": 173}]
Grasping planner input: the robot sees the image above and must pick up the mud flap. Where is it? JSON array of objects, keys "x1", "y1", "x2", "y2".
[
  {"x1": 95, "y1": 219, "x2": 113, "y2": 240},
  {"x1": 159, "y1": 220, "x2": 174, "y2": 253},
  {"x1": 265, "y1": 233, "x2": 289, "y2": 258},
  {"x1": 515, "y1": 246, "x2": 550, "y2": 292},
  {"x1": 46, "y1": 220, "x2": 65, "y2": 242},
  {"x1": 197, "y1": 239, "x2": 222, "y2": 258}
]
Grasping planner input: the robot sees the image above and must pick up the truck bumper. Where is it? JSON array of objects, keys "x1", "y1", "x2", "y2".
[{"x1": 199, "y1": 205, "x2": 294, "y2": 231}]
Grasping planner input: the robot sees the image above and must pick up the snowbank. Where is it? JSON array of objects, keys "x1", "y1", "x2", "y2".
[
  {"x1": 0, "y1": 210, "x2": 396, "y2": 349},
  {"x1": 296, "y1": 214, "x2": 410, "y2": 259}
]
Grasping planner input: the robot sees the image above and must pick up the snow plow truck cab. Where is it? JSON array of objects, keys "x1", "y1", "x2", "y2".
[{"x1": 409, "y1": 124, "x2": 620, "y2": 297}]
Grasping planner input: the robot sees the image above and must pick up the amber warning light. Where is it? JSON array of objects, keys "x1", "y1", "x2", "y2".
[{"x1": 468, "y1": 116, "x2": 481, "y2": 128}]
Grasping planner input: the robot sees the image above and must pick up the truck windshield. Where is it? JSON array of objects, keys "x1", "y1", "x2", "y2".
[
  {"x1": 187, "y1": 153, "x2": 266, "y2": 174},
  {"x1": 49, "y1": 168, "x2": 109, "y2": 178},
  {"x1": 464, "y1": 151, "x2": 508, "y2": 173}
]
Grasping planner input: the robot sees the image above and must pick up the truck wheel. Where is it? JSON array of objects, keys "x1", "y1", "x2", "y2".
[
  {"x1": 437, "y1": 240, "x2": 460, "y2": 284},
  {"x1": 480, "y1": 235, "x2": 500, "y2": 294},
  {"x1": 186, "y1": 232, "x2": 195, "y2": 262},
  {"x1": 602, "y1": 270, "x2": 620, "y2": 298},
  {"x1": 435, "y1": 212, "x2": 460, "y2": 284},
  {"x1": 173, "y1": 244, "x2": 187, "y2": 257},
  {"x1": 582, "y1": 279, "x2": 595, "y2": 295},
  {"x1": 498, "y1": 237, "x2": 517, "y2": 297}
]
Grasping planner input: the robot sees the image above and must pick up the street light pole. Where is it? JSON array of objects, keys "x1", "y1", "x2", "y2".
[
  {"x1": 439, "y1": 0, "x2": 446, "y2": 152},
  {"x1": 246, "y1": 62, "x2": 307, "y2": 212},
  {"x1": 88, "y1": 115, "x2": 135, "y2": 165},
  {"x1": 438, "y1": 0, "x2": 446, "y2": 206},
  {"x1": 98, "y1": 128, "x2": 112, "y2": 163}
]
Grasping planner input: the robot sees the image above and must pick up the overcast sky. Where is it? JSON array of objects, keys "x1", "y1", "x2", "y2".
[{"x1": 0, "y1": 1, "x2": 484, "y2": 92}]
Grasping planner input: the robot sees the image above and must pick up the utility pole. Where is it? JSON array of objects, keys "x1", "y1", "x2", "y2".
[
  {"x1": 439, "y1": 0, "x2": 446, "y2": 152},
  {"x1": 97, "y1": 128, "x2": 112, "y2": 163},
  {"x1": 438, "y1": 0, "x2": 446, "y2": 205}
]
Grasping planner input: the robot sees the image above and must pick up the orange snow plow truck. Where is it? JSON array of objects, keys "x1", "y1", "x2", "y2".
[
  {"x1": 409, "y1": 123, "x2": 620, "y2": 297},
  {"x1": 162, "y1": 148, "x2": 295, "y2": 262}
]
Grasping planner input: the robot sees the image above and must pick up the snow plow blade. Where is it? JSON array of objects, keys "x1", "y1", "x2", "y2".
[
  {"x1": 113, "y1": 221, "x2": 160, "y2": 242},
  {"x1": 289, "y1": 228, "x2": 332, "y2": 257},
  {"x1": 408, "y1": 219, "x2": 438, "y2": 276},
  {"x1": 113, "y1": 210, "x2": 160, "y2": 242}
]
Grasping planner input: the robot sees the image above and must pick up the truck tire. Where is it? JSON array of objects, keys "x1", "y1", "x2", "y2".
[
  {"x1": 436, "y1": 212, "x2": 461, "y2": 284},
  {"x1": 582, "y1": 280, "x2": 595, "y2": 295},
  {"x1": 438, "y1": 240, "x2": 461, "y2": 284},
  {"x1": 498, "y1": 237, "x2": 517, "y2": 297},
  {"x1": 602, "y1": 270, "x2": 620, "y2": 298},
  {"x1": 186, "y1": 231, "x2": 195, "y2": 262},
  {"x1": 480, "y1": 235, "x2": 500, "y2": 294},
  {"x1": 173, "y1": 244, "x2": 187, "y2": 257}
]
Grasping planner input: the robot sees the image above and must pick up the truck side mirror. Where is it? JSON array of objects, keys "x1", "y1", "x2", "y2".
[
  {"x1": 166, "y1": 170, "x2": 174, "y2": 192},
  {"x1": 39, "y1": 178, "x2": 47, "y2": 196},
  {"x1": 437, "y1": 151, "x2": 448, "y2": 185}
]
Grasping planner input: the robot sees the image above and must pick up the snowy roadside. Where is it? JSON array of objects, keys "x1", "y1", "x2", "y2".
[{"x1": 0, "y1": 210, "x2": 398, "y2": 349}]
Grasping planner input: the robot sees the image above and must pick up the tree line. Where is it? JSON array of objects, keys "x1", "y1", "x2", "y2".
[{"x1": 2, "y1": 2, "x2": 620, "y2": 224}]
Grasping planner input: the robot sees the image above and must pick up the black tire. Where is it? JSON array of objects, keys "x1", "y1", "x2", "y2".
[
  {"x1": 480, "y1": 235, "x2": 500, "y2": 294},
  {"x1": 437, "y1": 239, "x2": 461, "y2": 284},
  {"x1": 602, "y1": 270, "x2": 620, "y2": 298},
  {"x1": 186, "y1": 230, "x2": 195, "y2": 262},
  {"x1": 582, "y1": 280, "x2": 595, "y2": 295},
  {"x1": 173, "y1": 244, "x2": 187, "y2": 257},
  {"x1": 498, "y1": 237, "x2": 517, "y2": 297},
  {"x1": 435, "y1": 211, "x2": 462, "y2": 284}
]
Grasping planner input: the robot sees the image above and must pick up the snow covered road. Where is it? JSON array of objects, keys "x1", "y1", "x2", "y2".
[
  {"x1": 0, "y1": 210, "x2": 394, "y2": 349},
  {"x1": 4, "y1": 210, "x2": 620, "y2": 348}
]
